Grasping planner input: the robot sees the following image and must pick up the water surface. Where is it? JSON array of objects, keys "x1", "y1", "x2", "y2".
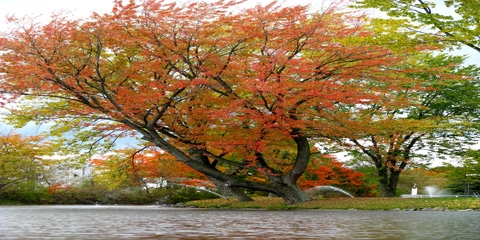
[{"x1": 0, "y1": 205, "x2": 478, "y2": 239}]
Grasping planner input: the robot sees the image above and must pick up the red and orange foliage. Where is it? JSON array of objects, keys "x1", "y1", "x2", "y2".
[
  {"x1": 298, "y1": 155, "x2": 376, "y2": 196},
  {"x1": 89, "y1": 148, "x2": 210, "y2": 189},
  {"x1": 0, "y1": 0, "x2": 452, "y2": 203},
  {"x1": 47, "y1": 183, "x2": 72, "y2": 194}
]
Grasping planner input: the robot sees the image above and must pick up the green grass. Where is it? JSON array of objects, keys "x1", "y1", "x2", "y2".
[{"x1": 184, "y1": 197, "x2": 480, "y2": 210}]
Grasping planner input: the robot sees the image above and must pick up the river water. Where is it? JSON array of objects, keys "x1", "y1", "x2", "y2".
[{"x1": 0, "y1": 205, "x2": 478, "y2": 239}]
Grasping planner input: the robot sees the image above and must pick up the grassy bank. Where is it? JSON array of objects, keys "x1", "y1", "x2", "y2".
[{"x1": 185, "y1": 197, "x2": 480, "y2": 210}]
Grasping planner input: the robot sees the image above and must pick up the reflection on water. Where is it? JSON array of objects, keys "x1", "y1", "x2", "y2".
[{"x1": 0, "y1": 205, "x2": 478, "y2": 239}]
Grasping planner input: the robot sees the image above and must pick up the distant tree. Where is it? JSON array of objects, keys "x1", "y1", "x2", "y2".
[
  {"x1": 396, "y1": 167, "x2": 449, "y2": 195},
  {"x1": 319, "y1": 53, "x2": 480, "y2": 197},
  {"x1": 298, "y1": 155, "x2": 375, "y2": 196},
  {"x1": 0, "y1": 133, "x2": 52, "y2": 192},
  {"x1": 441, "y1": 150, "x2": 480, "y2": 195},
  {"x1": 353, "y1": 0, "x2": 480, "y2": 53},
  {"x1": 90, "y1": 147, "x2": 209, "y2": 192}
]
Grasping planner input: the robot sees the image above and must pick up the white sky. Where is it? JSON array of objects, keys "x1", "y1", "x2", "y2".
[
  {"x1": 0, "y1": 0, "x2": 113, "y2": 18},
  {"x1": 0, "y1": 0, "x2": 327, "y2": 21},
  {"x1": 0, "y1": 0, "x2": 476, "y2": 63}
]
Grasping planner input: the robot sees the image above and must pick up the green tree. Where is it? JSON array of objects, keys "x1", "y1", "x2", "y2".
[
  {"x1": 396, "y1": 167, "x2": 449, "y2": 195},
  {"x1": 320, "y1": 53, "x2": 480, "y2": 197},
  {"x1": 0, "y1": 133, "x2": 52, "y2": 193},
  {"x1": 442, "y1": 150, "x2": 480, "y2": 195},
  {"x1": 354, "y1": 0, "x2": 480, "y2": 53}
]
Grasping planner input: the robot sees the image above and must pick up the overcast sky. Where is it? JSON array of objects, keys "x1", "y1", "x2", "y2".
[
  {"x1": 0, "y1": 0, "x2": 330, "y2": 21},
  {"x1": 0, "y1": 0, "x2": 476, "y2": 62},
  {"x1": 0, "y1": 0, "x2": 113, "y2": 17}
]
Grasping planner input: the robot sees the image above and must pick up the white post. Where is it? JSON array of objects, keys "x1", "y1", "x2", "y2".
[{"x1": 411, "y1": 183, "x2": 417, "y2": 195}]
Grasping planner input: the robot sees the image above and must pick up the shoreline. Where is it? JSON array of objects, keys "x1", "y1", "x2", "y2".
[
  {"x1": 2, "y1": 197, "x2": 480, "y2": 211},
  {"x1": 183, "y1": 196, "x2": 480, "y2": 211}
]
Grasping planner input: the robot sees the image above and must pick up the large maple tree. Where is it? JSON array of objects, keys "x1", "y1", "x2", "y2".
[{"x1": 0, "y1": 0, "x2": 451, "y2": 204}]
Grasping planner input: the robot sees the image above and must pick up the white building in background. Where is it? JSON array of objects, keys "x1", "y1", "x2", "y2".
[
  {"x1": 35, "y1": 154, "x2": 96, "y2": 187},
  {"x1": 81, "y1": 162, "x2": 93, "y2": 177}
]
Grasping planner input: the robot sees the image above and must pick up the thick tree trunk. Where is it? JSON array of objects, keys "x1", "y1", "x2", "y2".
[
  {"x1": 208, "y1": 177, "x2": 253, "y2": 202},
  {"x1": 379, "y1": 183, "x2": 396, "y2": 197},
  {"x1": 272, "y1": 133, "x2": 312, "y2": 205},
  {"x1": 187, "y1": 148, "x2": 253, "y2": 202},
  {"x1": 145, "y1": 131, "x2": 311, "y2": 205},
  {"x1": 378, "y1": 167, "x2": 401, "y2": 197},
  {"x1": 273, "y1": 182, "x2": 312, "y2": 205}
]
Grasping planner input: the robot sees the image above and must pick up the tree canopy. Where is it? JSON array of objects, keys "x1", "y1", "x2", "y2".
[
  {"x1": 354, "y1": 0, "x2": 480, "y2": 53},
  {"x1": 350, "y1": 0, "x2": 480, "y2": 196},
  {"x1": 0, "y1": 0, "x2": 470, "y2": 204},
  {"x1": 321, "y1": 52, "x2": 480, "y2": 196}
]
